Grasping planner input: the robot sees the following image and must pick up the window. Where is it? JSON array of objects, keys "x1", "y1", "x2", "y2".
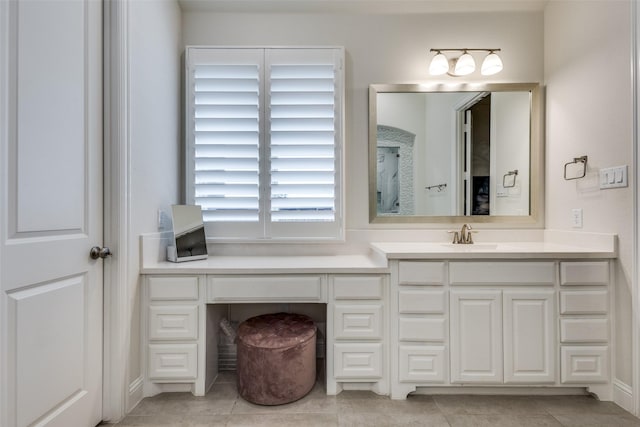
[{"x1": 186, "y1": 47, "x2": 344, "y2": 241}]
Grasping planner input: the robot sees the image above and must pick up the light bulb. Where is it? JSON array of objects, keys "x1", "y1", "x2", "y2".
[
  {"x1": 481, "y1": 52, "x2": 503, "y2": 75},
  {"x1": 429, "y1": 52, "x2": 449, "y2": 75},
  {"x1": 454, "y1": 51, "x2": 475, "y2": 76}
]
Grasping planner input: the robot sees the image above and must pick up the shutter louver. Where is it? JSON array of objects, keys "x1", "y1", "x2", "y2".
[
  {"x1": 269, "y1": 64, "x2": 336, "y2": 222},
  {"x1": 192, "y1": 64, "x2": 260, "y2": 222}
]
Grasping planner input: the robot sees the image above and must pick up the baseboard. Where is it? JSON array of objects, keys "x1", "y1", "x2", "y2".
[
  {"x1": 126, "y1": 376, "x2": 144, "y2": 414},
  {"x1": 613, "y1": 379, "x2": 634, "y2": 414}
]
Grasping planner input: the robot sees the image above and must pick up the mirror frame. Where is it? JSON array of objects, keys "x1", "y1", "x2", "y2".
[{"x1": 369, "y1": 82, "x2": 543, "y2": 227}]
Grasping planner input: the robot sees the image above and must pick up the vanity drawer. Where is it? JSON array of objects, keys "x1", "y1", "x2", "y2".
[
  {"x1": 148, "y1": 276, "x2": 199, "y2": 301},
  {"x1": 148, "y1": 305, "x2": 198, "y2": 341},
  {"x1": 398, "y1": 289, "x2": 446, "y2": 314},
  {"x1": 559, "y1": 290, "x2": 608, "y2": 315},
  {"x1": 334, "y1": 304, "x2": 383, "y2": 340},
  {"x1": 561, "y1": 262, "x2": 609, "y2": 286},
  {"x1": 560, "y1": 318, "x2": 608, "y2": 343},
  {"x1": 449, "y1": 262, "x2": 556, "y2": 286},
  {"x1": 399, "y1": 317, "x2": 446, "y2": 342},
  {"x1": 399, "y1": 345, "x2": 446, "y2": 383},
  {"x1": 148, "y1": 343, "x2": 197, "y2": 380},
  {"x1": 560, "y1": 346, "x2": 609, "y2": 383},
  {"x1": 398, "y1": 261, "x2": 445, "y2": 286},
  {"x1": 207, "y1": 275, "x2": 324, "y2": 303},
  {"x1": 332, "y1": 275, "x2": 384, "y2": 300},
  {"x1": 333, "y1": 343, "x2": 382, "y2": 379}
]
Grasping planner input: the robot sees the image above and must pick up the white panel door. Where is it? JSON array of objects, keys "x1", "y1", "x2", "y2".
[
  {"x1": 503, "y1": 290, "x2": 555, "y2": 383},
  {"x1": 450, "y1": 290, "x2": 503, "y2": 383},
  {"x1": 1, "y1": 1, "x2": 103, "y2": 426}
]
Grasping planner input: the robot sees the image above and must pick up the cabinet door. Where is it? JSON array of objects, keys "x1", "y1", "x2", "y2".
[
  {"x1": 503, "y1": 290, "x2": 555, "y2": 384},
  {"x1": 450, "y1": 290, "x2": 502, "y2": 383}
]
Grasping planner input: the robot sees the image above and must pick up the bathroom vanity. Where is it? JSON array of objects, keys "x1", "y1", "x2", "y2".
[
  {"x1": 371, "y1": 240, "x2": 615, "y2": 400},
  {"x1": 140, "y1": 248, "x2": 391, "y2": 398},
  {"x1": 139, "y1": 231, "x2": 617, "y2": 401}
]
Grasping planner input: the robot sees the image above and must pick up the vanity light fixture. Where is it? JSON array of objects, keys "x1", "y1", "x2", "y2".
[
  {"x1": 429, "y1": 48, "x2": 503, "y2": 76},
  {"x1": 454, "y1": 50, "x2": 475, "y2": 75},
  {"x1": 428, "y1": 51, "x2": 450, "y2": 75}
]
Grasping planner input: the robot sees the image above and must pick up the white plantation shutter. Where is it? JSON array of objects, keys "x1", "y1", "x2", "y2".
[
  {"x1": 186, "y1": 47, "x2": 343, "y2": 240},
  {"x1": 193, "y1": 64, "x2": 260, "y2": 222},
  {"x1": 269, "y1": 64, "x2": 336, "y2": 223}
]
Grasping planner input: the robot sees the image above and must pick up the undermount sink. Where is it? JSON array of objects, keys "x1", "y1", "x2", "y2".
[{"x1": 440, "y1": 243, "x2": 512, "y2": 251}]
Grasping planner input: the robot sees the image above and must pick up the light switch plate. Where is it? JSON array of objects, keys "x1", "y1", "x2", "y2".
[
  {"x1": 571, "y1": 208, "x2": 583, "y2": 228},
  {"x1": 599, "y1": 165, "x2": 628, "y2": 189}
]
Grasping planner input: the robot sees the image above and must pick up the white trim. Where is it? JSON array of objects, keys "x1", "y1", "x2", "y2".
[
  {"x1": 102, "y1": 0, "x2": 131, "y2": 422},
  {"x1": 614, "y1": 379, "x2": 634, "y2": 414},
  {"x1": 0, "y1": 0, "x2": 8, "y2": 425},
  {"x1": 633, "y1": 0, "x2": 640, "y2": 417},
  {"x1": 127, "y1": 376, "x2": 144, "y2": 413}
]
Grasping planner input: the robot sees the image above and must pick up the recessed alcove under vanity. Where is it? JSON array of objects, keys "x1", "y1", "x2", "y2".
[{"x1": 139, "y1": 229, "x2": 617, "y2": 402}]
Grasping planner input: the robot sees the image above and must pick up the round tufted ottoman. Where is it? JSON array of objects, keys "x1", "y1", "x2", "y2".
[{"x1": 236, "y1": 312, "x2": 317, "y2": 405}]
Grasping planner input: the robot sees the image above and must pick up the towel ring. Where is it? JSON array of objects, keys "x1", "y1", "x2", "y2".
[
  {"x1": 502, "y1": 170, "x2": 518, "y2": 188},
  {"x1": 564, "y1": 156, "x2": 588, "y2": 180}
]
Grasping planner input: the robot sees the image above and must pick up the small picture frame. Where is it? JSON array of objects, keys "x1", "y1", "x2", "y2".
[{"x1": 167, "y1": 205, "x2": 208, "y2": 263}]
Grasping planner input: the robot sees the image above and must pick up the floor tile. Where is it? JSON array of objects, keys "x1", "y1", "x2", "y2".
[
  {"x1": 176, "y1": 397, "x2": 237, "y2": 416},
  {"x1": 128, "y1": 397, "x2": 191, "y2": 416},
  {"x1": 180, "y1": 415, "x2": 230, "y2": 427},
  {"x1": 552, "y1": 413, "x2": 640, "y2": 426},
  {"x1": 112, "y1": 414, "x2": 185, "y2": 426},
  {"x1": 433, "y1": 394, "x2": 549, "y2": 415},
  {"x1": 337, "y1": 394, "x2": 440, "y2": 415},
  {"x1": 535, "y1": 395, "x2": 632, "y2": 416},
  {"x1": 232, "y1": 394, "x2": 337, "y2": 415},
  {"x1": 446, "y1": 414, "x2": 563, "y2": 427},
  {"x1": 338, "y1": 412, "x2": 450, "y2": 427},
  {"x1": 213, "y1": 371, "x2": 237, "y2": 384},
  {"x1": 114, "y1": 376, "x2": 640, "y2": 427},
  {"x1": 204, "y1": 382, "x2": 239, "y2": 400},
  {"x1": 226, "y1": 413, "x2": 338, "y2": 427}
]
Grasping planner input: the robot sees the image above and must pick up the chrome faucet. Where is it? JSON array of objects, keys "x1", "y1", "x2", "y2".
[{"x1": 448, "y1": 223, "x2": 475, "y2": 244}]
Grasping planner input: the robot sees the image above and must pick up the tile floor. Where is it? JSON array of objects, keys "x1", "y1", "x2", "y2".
[{"x1": 110, "y1": 372, "x2": 640, "y2": 427}]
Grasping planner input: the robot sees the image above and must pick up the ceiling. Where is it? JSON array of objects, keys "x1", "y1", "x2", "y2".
[{"x1": 177, "y1": 0, "x2": 549, "y2": 14}]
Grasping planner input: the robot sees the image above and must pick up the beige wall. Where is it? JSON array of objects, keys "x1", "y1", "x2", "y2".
[
  {"x1": 125, "y1": 0, "x2": 635, "y2": 411},
  {"x1": 544, "y1": 0, "x2": 633, "y2": 386},
  {"x1": 182, "y1": 10, "x2": 544, "y2": 231},
  {"x1": 128, "y1": 0, "x2": 182, "y2": 408}
]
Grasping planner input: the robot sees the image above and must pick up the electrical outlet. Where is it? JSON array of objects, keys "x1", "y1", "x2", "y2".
[
  {"x1": 157, "y1": 209, "x2": 171, "y2": 231},
  {"x1": 571, "y1": 208, "x2": 583, "y2": 228}
]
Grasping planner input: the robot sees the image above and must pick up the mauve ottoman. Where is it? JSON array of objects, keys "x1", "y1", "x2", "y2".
[{"x1": 236, "y1": 312, "x2": 317, "y2": 405}]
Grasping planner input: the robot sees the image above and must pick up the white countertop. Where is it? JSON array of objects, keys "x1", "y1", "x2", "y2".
[
  {"x1": 141, "y1": 253, "x2": 390, "y2": 274},
  {"x1": 370, "y1": 241, "x2": 617, "y2": 260},
  {"x1": 139, "y1": 230, "x2": 617, "y2": 274}
]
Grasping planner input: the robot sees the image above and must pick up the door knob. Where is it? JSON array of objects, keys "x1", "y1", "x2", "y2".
[{"x1": 90, "y1": 246, "x2": 112, "y2": 260}]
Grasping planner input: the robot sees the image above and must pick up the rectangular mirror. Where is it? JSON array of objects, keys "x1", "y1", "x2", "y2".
[
  {"x1": 168, "y1": 204, "x2": 208, "y2": 262},
  {"x1": 369, "y1": 83, "x2": 542, "y2": 225}
]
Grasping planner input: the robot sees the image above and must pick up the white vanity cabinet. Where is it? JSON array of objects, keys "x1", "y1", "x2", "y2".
[
  {"x1": 450, "y1": 288, "x2": 556, "y2": 384},
  {"x1": 559, "y1": 261, "x2": 610, "y2": 386},
  {"x1": 392, "y1": 261, "x2": 448, "y2": 397},
  {"x1": 449, "y1": 261, "x2": 556, "y2": 385},
  {"x1": 143, "y1": 275, "x2": 206, "y2": 397},
  {"x1": 327, "y1": 274, "x2": 388, "y2": 395},
  {"x1": 142, "y1": 269, "x2": 389, "y2": 398},
  {"x1": 389, "y1": 259, "x2": 612, "y2": 400}
]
